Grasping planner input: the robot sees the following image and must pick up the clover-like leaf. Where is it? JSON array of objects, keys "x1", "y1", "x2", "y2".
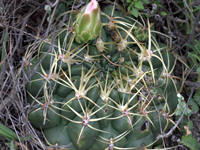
[
  {"x1": 131, "y1": 8, "x2": 139, "y2": 18},
  {"x1": 134, "y1": 1, "x2": 144, "y2": 9}
]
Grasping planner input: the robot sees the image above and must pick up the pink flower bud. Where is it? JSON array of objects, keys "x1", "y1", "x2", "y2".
[
  {"x1": 84, "y1": 0, "x2": 98, "y2": 14},
  {"x1": 74, "y1": 0, "x2": 102, "y2": 43}
]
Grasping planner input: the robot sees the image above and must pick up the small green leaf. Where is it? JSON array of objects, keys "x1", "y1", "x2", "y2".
[
  {"x1": 194, "y1": 90, "x2": 200, "y2": 105},
  {"x1": 194, "y1": 41, "x2": 200, "y2": 53},
  {"x1": 44, "y1": 5, "x2": 51, "y2": 14},
  {"x1": 185, "y1": 108, "x2": 191, "y2": 117},
  {"x1": 180, "y1": 135, "x2": 200, "y2": 150},
  {"x1": 157, "y1": 4, "x2": 163, "y2": 7},
  {"x1": 186, "y1": 43, "x2": 196, "y2": 51},
  {"x1": 177, "y1": 104, "x2": 181, "y2": 109},
  {"x1": 10, "y1": 140, "x2": 14, "y2": 150},
  {"x1": 141, "y1": 0, "x2": 150, "y2": 4},
  {"x1": 1, "y1": 25, "x2": 8, "y2": 73},
  {"x1": 189, "y1": 99, "x2": 199, "y2": 112},
  {"x1": 187, "y1": 29, "x2": 192, "y2": 34},
  {"x1": 187, "y1": 120, "x2": 193, "y2": 131},
  {"x1": 145, "y1": 14, "x2": 151, "y2": 18},
  {"x1": 194, "y1": 6, "x2": 200, "y2": 10},
  {"x1": 181, "y1": 102, "x2": 186, "y2": 108},
  {"x1": 47, "y1": 16, "x2": 51, "y2": 22},
  {"x1": 127, "y1": 5, "x2": 131, "y2": 11},
  {"x1": 128, "y1": 2, "x2": 134, "y2": 9},
  {"x1": 134, "y1": 1, "x2": 144, "y2": 9},
  {"x1": 19, "y1": 135, "x2": 33, "y2": 141},
  {"x1": 176, "y1": 93, "x2": 192, "y2": 117},
  {"x1": 188, "y1": 52, "x2": 200, "y2": 67},
  {"x1": 161, "y1": 11, "x2": 167, "y2": 16},
  {"x1": 67, "y1": 1, "x2": 73, "y2": 6},
  {"x1": 197, "y1": 67, "x2": 200, "y2": 81},
  {"x1": 177, "y1": 93, "x2": 184, "y2": 101},
  {"x1": 131, "y1": 8, "x2": 139, "y2": 18},
  {"x1": 175, "y1": 109, "x2": 181, "y2": 116}
]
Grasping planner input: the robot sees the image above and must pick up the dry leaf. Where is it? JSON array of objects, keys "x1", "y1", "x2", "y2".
[{"x1": 184, "y1": 125, "x2": 191, "y2": 135}]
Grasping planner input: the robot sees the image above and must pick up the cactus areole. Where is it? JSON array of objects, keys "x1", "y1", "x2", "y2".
[
  {"x1": 25, "y1": 3, "x2": 180, "y2": 150},
  {"x1": 74, "y1": 0, "x2": 102, "y2": 44}
]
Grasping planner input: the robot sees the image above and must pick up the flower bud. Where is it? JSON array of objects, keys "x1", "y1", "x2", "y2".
[{"x1": 74, "y1": 0, "x2": 102, "y2": 44}]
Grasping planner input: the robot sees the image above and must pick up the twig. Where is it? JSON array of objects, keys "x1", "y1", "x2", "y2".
[
  {"x1": 28, "y1": 2, "x2": 59, "y2": 78},
  {"x1": 183, "y1": 0, "x2": 195, "y2": 19},
  {"x1": 102, "y1": 54, "x2": 123, "y2": 67},
  {"x1": 157, "y1": 86, "x2": 195, "y2": 139},
  {"x1": 178, "y1": 65, "x2": 194, "y2": 93},
  {"x1": 71, "y1": 0, "x2": 85, "y2": 9},
  {"x1": 167, "y1": 16, "x2": 187, "y2": 24},
  {"x1": 186, "y1": 10, "x2": 200, "y2": 49},
  {"x1": 46, "y1": 0, "x2": 59, "y2": 7},
  {"x1": 15, "y1": 142, "x2": 28, "y2": 150},
  {"x1": 171, "y1": 0, "x2": 200, "y2": 15},
  {"x1": 183, "y1": 0, "x2": 190, "y2": 35},
  {"x1": 152, "y1": 98, "x2": 166, "y2": 148},
  {"x1": 185, "y1": 81, "x2": 200, "y2": 87},
  {"x1": 25, "y1": 0, "x2": 43, "y2": 7},
  {"x1": 44, "y1": 143, "x2": 72, "y2": 149},
  {"x1": 0, "y1": 39, "x2": 13, "y2": 67},
  {"x1": 26, "y1": 24, "x2": 41, "y2": 34}
]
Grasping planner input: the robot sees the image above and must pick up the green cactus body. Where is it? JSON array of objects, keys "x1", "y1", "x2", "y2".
[
  {"x1": 134, "y1": 26, "x2": 148, "y2": 42},
  {"x1": 67, "y1": 112, "x2": 100, "y2": 150},
  {"x1": 28, "y1": 95, "x2": 62, "y2": 129},
  {"x1": 88, "y1": 123, "x2": 127, "y2": 150},
  {"x1": 44, "y1": 125, "x2": 77, "y2": 150},
  {"x1": 25, "y1": 1, "x2": 180, "y2": 149}
]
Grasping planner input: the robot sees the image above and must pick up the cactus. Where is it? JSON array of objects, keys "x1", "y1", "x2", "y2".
[
  {"x1": 25, "y1": 1, "x2": 180, "y2": 150},
  {"x1": 133, "y1": 26, "x2": 148, "y2": 42}
]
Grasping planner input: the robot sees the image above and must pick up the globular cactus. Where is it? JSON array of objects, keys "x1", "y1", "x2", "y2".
[{"x1": 25, "y1": 1, "x2": 180, "y2": 149}]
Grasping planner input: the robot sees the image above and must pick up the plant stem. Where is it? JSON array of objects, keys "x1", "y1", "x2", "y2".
[{"x1": 0, "y1": 26, "x2": 8, "y2": 86}]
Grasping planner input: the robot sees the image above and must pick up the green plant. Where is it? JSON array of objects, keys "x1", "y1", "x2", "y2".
[
  {"x1": 121, "y1": 0, "x2": 150, "y2": 18},
  {"x1": 45, "y1": 5, "x2": 52, "y2": 22},
  {"x1": 174, "y1": 37, "x2": 200, "y2": 150},
  {"x1": 175, "y1": 93, "x2": 192, "y2": 117},
  {"x1": 180, "y1": 135, "x2": 200, "y2": 150},
  {"x1": 0, "y1": 123, "x2": 32, "y2": 150},
  {"x1": 173, "y1": 0, "x2": 200, "y2": 34},
  {"x1": 175, "y1": 103, "x2": 200, "y2": 150},
  {"x1": 45, "y1": 3, "x2": 69, "y2": 22},
  {"x1": 186, "y1": 40, "x2": 200, "y2": 81},
  {"x1": 0, "y1": 26, "x2": 8, "y2": 86},
  {"x1": 179, "y1": 121, "x2": 200, "y2": 150},
  {"x1": 24, "y1": 1, "x2": 180, "y2": 149},
  {"x1": 188, "y1": 90, "x2": 200, "y2": 113}
]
